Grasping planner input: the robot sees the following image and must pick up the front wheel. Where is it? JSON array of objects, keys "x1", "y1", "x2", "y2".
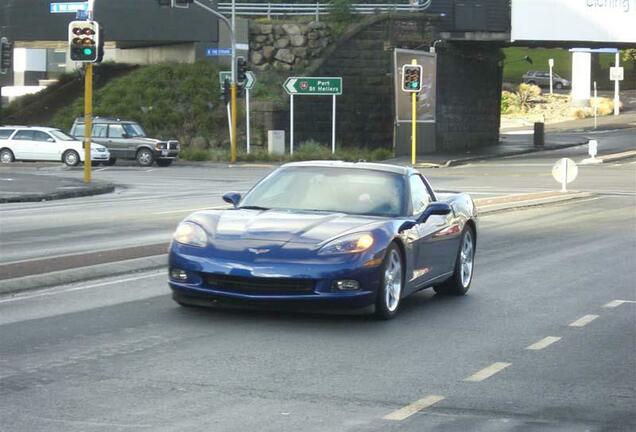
[
  {"x1": 0, "y1": 149, "x2": 14, "y2": 163},
  {"x1": 434, "y1": 226, "x2": 475, "y2": 296},
  {"x1": 63, "y1": 150, "x2": 80, "y2": 167},
  {"x1": 554, "y1": 82, "x2": 563, "y2": 90},
  {"x1": 136, "y1": 148, "x2": 154, "y2": 167},
  {"x1": 375, "y1": 244, "x2": 404, "y2": 320}
]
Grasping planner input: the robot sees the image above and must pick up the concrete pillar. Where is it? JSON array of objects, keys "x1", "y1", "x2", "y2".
[{"x1": 571, "y1": 51, "x2": 591, "y2": 107}]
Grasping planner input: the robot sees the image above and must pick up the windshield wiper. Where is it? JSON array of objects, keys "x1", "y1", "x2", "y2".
[{"x1": 238, "y1": 205, "x2": 270, "y2": 211}]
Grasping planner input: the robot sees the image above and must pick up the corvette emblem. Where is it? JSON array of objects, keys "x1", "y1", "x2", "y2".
[{"x1": 248, "y1": 248, "x2": 270, "y2": 255}]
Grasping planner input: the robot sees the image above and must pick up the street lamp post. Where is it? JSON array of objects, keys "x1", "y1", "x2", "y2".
[{"x1": 193, "y1": 0, "x2": 237, "y2": 162}]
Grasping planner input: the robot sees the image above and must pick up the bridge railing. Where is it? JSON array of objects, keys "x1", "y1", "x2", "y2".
[{"x1": 217, "y1": 2, "x2": 433, "y2": 19}]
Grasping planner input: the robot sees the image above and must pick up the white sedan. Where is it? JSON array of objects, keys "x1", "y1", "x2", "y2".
[{"x1": 0, "y1": 126, "x2": 110, "y2": 167}]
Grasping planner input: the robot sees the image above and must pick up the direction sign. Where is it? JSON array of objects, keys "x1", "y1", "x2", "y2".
[
  {"x1": 206, "y1": 48, "x2": 232, "y2": 57},
  {"x1": 50, "y1": 2, "x2": 88, "y2": 13},
  {"x1": 609, "y1": 66, "x2": 624, "y2": 81},
  {"x1": 218, "y1": 71, "x2": 256, "y2": 90},
  {"x1": 283, "y1": 77, "x2": 342, "y2": 95}
]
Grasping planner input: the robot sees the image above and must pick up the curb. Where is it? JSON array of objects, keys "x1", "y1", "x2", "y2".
[
  {"x1": 0, "y1": 182, "x2": 115, "y2": 204},
  {"x1": 0, "y1": 254, "x2": 167, "y2": 296},
  {"x1": 475, "y1": 192, "x2": 593, "y2": 214}
]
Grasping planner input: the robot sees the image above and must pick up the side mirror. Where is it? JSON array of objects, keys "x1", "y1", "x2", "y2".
[
  {"x1": 47, "y1": 138, "x2": 55, "y2": 142},
  {"x1": 416, "y1": 202, "x2": 451, "y2": 224},
  {"x1": 222, "y1": 192, "x2": 241, "y2": 207},
  {"x1": 121, "y1": 132, "x2": 129, "y2": 139}
]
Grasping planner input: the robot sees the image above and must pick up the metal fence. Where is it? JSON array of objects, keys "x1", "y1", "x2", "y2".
[{"x1": 217, "y1": 2, "x2": 433, "y2": 19}]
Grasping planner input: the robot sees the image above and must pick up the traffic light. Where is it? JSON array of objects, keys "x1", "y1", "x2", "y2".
[
  {"x1": 97, "y1": 26, "x2": 105, "y2": 63},
  {"x1": 68, "y1": 21, "x2": 100, "y2": 62},
  {"x1": 0, "y1": 37, "x2": 12, "y2": 74},
  {"x1": 222, "y1": 79, "x2": 230, "y2": 105},
  {"x1": 401, "y1": 64, "x2": 423, "y2": 92},
  {"x1": 237, "y1": 56, "x2": 247, "y2": 84}
]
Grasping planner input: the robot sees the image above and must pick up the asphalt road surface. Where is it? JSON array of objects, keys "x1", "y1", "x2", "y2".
[
  {"x1": 0, "y1": 128, "x2": 634, "y2": 266},
  {"x1": 1, "y1": 194, "x2": 634, "y2": 431}
]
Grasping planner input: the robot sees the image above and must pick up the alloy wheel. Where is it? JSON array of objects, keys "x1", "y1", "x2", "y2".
[{"x1": 384, "y1": 249, "x2": 402, "y2": 312}]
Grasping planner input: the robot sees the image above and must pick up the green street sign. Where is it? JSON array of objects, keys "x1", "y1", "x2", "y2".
[
  {"x1": 219, "y1": 71, "x2": 256, "y2": 90},
  {"x1": 283, "y1": 77, "x2": 342, "y2": 95}
]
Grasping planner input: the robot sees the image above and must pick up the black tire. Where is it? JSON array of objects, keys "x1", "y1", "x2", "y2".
[
  {"x1": 0, "y1": 148, "x2": 14, "y2": 163},
  {"x1": 527, "y1": 81, "x2": 536, "y2": 86},
  {"x1": 156, "y1": 159, "x2": 173, "y2": 167},
  {"x1": 554, "y1": 82, "x2": 563, "y2": 90},
  {"x1": 375, "y1": 243, "x2": 404, "y2": 320},
  {"x1": 136, "y1": 148, "x2": 154, "y2": 167},
  {"x1": 434, "y1": 226, "x2": 476, "y2": 296},
  {"x1": 104, "y1": 157, "x2": 117, "y2": 166},
  {"x1": 63, "y1": 150, "x2": 80, "y2": 167}
]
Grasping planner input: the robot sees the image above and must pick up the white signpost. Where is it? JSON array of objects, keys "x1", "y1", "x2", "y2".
[
  {"x1": 552, "y1": 158, "x2": 578, "y2": 192},
  {"x1": 548, "y1": 58, "x2": 554, "y2": 94},
  {"x1": 611, "y1": 56, "x2": 623, "y2": 116},
  {"x1": 283, "y1": 77, "x2": 342, "y2": 155}
]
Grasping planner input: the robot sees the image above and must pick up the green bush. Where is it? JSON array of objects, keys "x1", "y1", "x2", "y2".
[{"x1": 329, "y1": 0, "x2": 353, "y2": 23}]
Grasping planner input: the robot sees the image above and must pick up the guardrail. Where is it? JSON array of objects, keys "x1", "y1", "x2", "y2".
[{"x1": 217, "y1": 2, "x2": 433, "y2": 19}]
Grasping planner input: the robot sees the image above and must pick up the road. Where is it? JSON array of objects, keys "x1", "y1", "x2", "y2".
[
  {"x1": 1, "y1": 194, "x2": 634, "y2": 431},
  {"x1": 1, "y1": 128, "x2": 634, "y2": 267}
]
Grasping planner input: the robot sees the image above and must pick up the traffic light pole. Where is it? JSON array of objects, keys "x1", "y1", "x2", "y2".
[
  {"x1": 194, "y1": 0, "x2": 237, "y2": 162},
  {"x1": 84, "y1": 63, "x2": 93, "y2": 183},
  {"x1": 411, "y1": 59, "x2": 417, "y2": 166}
]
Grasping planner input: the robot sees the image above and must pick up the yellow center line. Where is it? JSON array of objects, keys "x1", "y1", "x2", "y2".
[
  {"x1": 568, "y1": 314, "x2": 599, "y2": 327},
  {"x1": 526, "y1": 336, "x2": 562, "y2": 350},
  {"x1": 383, "y1": 395, "x2": 445, "y2": 421},
  {"x1": 464, "y1": 362, "x2": 511, "y2": 382}
]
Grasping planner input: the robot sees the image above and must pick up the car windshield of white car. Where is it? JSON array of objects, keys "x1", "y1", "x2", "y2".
[
  {"x1": 50, "y1": 130, "x2": 76, "y2": 141},
  {"x1": 240, "y1": 167, "x2": 405, "y2": 217}
]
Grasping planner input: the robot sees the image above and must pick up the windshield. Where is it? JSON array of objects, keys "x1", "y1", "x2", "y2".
[
  {"x1": 122, "y1": 123, "x2": 146, "y2": 137},
  {"x1": 240, "y1": 166, "x2": 405, "y2": 217},
  {"x1": 50, "y1": 130, "x2": 76, "y2": 141}
]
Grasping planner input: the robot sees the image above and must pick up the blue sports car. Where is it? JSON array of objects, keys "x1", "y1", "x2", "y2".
[{"x1": 169, "y1": 161, "x2": 477, "y2": 319}]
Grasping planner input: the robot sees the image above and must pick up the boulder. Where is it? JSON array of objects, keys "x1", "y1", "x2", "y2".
[
  {"x1": 254, "y1": 63, "x2": 271, "y2": 71},
  {"x1": 290, "y1": 35, "x2": 306, "y2": 47},
  {"x1": 282, "y1": 24, "x2": 301, "y2": 35},
  {"x1": 273, "y1": 61, "x2": 292, "y2": 71},
  {"x1": 274, "y1": 48, "x2": 295, "y2": 64},
  {"x1": 260, "y1": 24, "x2": 273, "y2": 34},
  {"x1": 292, "y1": 47, "x2": 308, "y2": 58},
  {"x1": 262, "y1": 45, "x2": 275, "y2": 60},
  {"x1": 274, "y1": 37, "x2": 290, "y2": 49},
  {"x1": 307, "y1": 31, "x2": 319, "y2": 41},
  {"x1": 250, "y1": 50, "x2": 265, "y2": 66},
  {"x1": 254, "y1": 35, "x2": 268, "y2": 43}
]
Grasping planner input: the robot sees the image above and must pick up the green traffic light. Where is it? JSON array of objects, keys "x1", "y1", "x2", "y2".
[{"x1": 83, "y1": 47, "x2": 93, "y2": 56}]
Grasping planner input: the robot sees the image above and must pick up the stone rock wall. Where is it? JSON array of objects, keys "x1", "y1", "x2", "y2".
[{"x1": 249, "y1": 21, "x2": 333, "y2": 71}]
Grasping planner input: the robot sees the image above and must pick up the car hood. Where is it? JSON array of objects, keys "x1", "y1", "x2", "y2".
[{"x1": 187, "y1": 209, "x2": 385, "y2": 244}]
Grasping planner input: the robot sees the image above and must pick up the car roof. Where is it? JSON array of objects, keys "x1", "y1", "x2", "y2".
[
  {"x1": 0, "y1": 126, "x2": 60, "y2": 132},
  {"x1": 281, "y1": 160, "x2": 413, "y2": 176},
  {"x1": 74, "y1": 117, "x2": 136, "y2": 124}
]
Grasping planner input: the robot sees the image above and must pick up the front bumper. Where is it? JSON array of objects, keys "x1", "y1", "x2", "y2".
[
  {"x1": 168, "y1": 243, "x2": 383, "y2": 310},
  {"x1": 90, "y1": 150, "x2": 110, "y2": 161}
]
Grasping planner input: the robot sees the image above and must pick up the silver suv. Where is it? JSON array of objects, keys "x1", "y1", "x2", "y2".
[
  {"x1": 521, "y1": 71, "x2": 570, "y2": 89},
  {"x1": 70, "y1": 117, "x2": 180, "y2": 167}
]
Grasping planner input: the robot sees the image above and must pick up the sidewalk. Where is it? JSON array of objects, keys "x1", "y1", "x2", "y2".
[
  {"x1": 0, "y1": 171, "x2": 114, "y2": 203},
  {"x1": 501, "y1": 111, "x2": 636, "y2": 133}
]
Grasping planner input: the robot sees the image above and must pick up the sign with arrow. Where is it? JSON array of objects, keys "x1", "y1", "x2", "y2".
[
  {"x1": 284, "y1": 77, "x2": 342, "y2": 96},
  {"x1": 219, "y1": 71, "x2": 255, "y2": 90}
]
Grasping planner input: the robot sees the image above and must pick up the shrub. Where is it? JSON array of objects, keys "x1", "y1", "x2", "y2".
[
  {"x1": 516, "y1": 83, "x2": 541, "y2": 112},
  {"x1": 501, "y1": 91, "x2": 519, "y2": 114},
  {"x1": 329, "y1": 0, "x2": 353, "y2": 23}
]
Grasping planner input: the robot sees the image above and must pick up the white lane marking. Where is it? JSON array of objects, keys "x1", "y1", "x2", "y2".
[
  {"x1": 568, "y1": 314, "x2": 599, "y2": 327},
  {"x1": 526, "y1": 336, "x2": 562, "y2": 350},
  {"x1": 95, "y1": 168, "x2": 108, "y2": 172},
  {"x1": 145, "y1": 169, "x2": 155, "y2": 172},
  {"x1": 604, "y1": 300, "x2": 636, "y2": 308},
  {"x1": 383, "y1": 395, "x2": 445, "y2": 421},
  {"x1": 0, "y1": 272, "x2": 163, "y2": 304},
  {"x1": 464, "y1": 362, "x2": 511, "y2": 382},
  {"x1": 152, "y1": 205, "x2": 229, "y2": 215}
]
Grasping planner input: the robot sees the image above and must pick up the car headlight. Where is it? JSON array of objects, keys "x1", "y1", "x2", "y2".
[
  {"x1": 173, "y1": 222, "x2": 208, "y2": 247},
  {"x1": 318, "y1": 232, "x2": 374, "y2": 255}
]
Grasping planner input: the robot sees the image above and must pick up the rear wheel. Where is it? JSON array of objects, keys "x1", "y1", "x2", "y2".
[
  {"x1": 0, "y1": 149, "x2": 14, "y2": 163},
  {"x1": 156, "y1": 159, "x2": 173, "y2": 167},
  {"x1": 63, "y1": 150, "x2": 80, "y2": 167},
  {"x1": 555, "y1": 82, "x2": 563, "y2": 90},
  {"x1": 434, "y1": 226, "x2": 475, "y2": 296},
  {"x1": 136, "y1": 148, "x2": 154, "y2": 167},
  {"x1": 375, "y1": 244, "x2": 404, "y2": 320}
]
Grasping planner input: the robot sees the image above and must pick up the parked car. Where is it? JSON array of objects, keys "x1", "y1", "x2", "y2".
[
  {"x1": 522, "y1": 71, "x2": 570, "y2": 89},
  {"x1": 70, "y1": 117, "x2": 180, "y2": 167},
  {"x1": 168, "y1": 161, "x2": 478, "y2": 319},
  {"x1": 0, "y1": 126, "x2": 110, "y2": 167}
]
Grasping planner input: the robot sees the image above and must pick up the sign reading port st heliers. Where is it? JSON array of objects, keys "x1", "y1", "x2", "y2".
[{"x1": 284, "y1": 77, "x2": 342, "y2": 95}]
